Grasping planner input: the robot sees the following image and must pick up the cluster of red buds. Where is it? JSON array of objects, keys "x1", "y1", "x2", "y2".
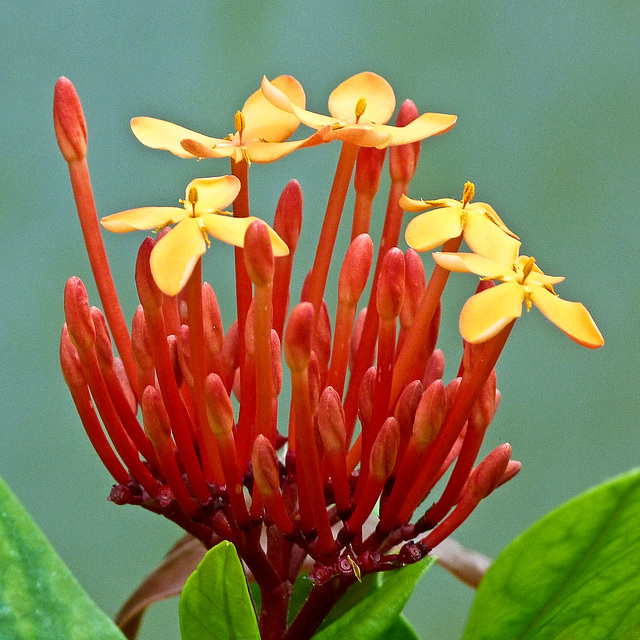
[{"x1": 55, "y1": 76, "x2": 521, "y2": 640}]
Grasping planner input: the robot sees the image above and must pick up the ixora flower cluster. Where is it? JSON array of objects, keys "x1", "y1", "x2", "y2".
[{"x1": 54, "y1": 73, "x2": 603, "y2": 640}]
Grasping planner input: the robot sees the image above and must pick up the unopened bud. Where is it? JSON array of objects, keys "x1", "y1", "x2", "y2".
[
  {"x1": 53, "y1": 77, "x2": 87, "y2": 162},
  {"x1": 203, "y1": 282, "x2": 224, "y2": 353},
  {"x1": 370, "y1": 417, "x2": 400, "y2": 480},
  {"x1": 444, "y1": 377, "x2": 462, "y2": 415},
  {"x1": 60, "y1": 324, "x2": 86, "y2": 388},
  {"x1": 64, "y1": 277, "x2": 96, "y2": 351},
  {"x1": 135, "y1": 238, "x2": 163, "y2": 312},
  {"x1": 338, "y1": 234, "x2": 373, "y2": 306},
  {"x1": 131, "y1": 306, "x2": 154, "y2": 372},
  {"x1": 176, "y1": 325, "x2": 194, "y2": 388},
  {"x1": 205, "y1": 373, "x2": 235, "y2": 436},
  {"x1": 400, "y1": 249, "x2": 426, "y2": 329},
  {"x1": 244, "y1": 220, "x2": 274, "y2": 286},
  {"x1": 422, "y1": 349, "x2": 445, "y2": 389},
  {"x1": 91, "y1": 307, "x2": 114, "y2": 369},
  {"x1": 377, "y1": 248, "x2": 405, "y2": 320},
  {"x1": 357, "y1": 366, "x2": 377, "y2": 427},
  {"x1": 141, "y1": 385, "x2": 171, "y2": 447},
  {"x1": 252, "y1": 435, "x2": 281, "y2": 498},
  {"x1": 284, "y1": 302, "x2": 314, "y2": 371},
  {"x1": 273, "y1": 180, "x2": 303, "y2": 254},
  {"x1": 467, "y1": 443, "x2": 512, "y2": 501},
  {"x1": 413, "y1": 379, "x2": 445, "y2": 447},
  {"x1": 317, "y1": 386, "x2": 347, "y2": 454},
  {"x1": 393, "y1": 380, "x2": 423, "y2": 439}
]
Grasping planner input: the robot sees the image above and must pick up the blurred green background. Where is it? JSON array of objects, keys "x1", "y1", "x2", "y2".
[{"x1": 1, "y1": 1, "x2": 639, "y2": 638}]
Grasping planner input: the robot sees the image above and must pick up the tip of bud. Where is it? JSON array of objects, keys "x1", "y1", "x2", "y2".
[
  {"x1": 53, "y1": 77, "x2": 88, "y2": 162},
  {"x1": 317, "y1": 386, "x2": 347, "y2": 454},
  {"x1": 370, "y1": 417, "x2": 400, "y2": 480},
  {"x1": 59, "y1": 324, "x2": 86, "y2": 388},
  {"x1": 376, "y1": 248, "x2": 405, "y2": 320},
  {"x1": 135, "y1": 238, "x2": 164, "y2": 311},
  {"x1": 338, "y1": 234, "x2": 373, "y2": 306},
  {"x1": 205, "y1": 373, "x2": 235, "y2": 436},
  {"x1": 63, "y1": 276, "x2": 96, "y2": 351},
  {"x1": 244, "y1": 220, "x2": 275, "y2": 286},
  {"x1": 141, "y1": 385, "x2": 172, "y2": 447},
  {"x1": 274, "y1": 180, "x2": 304, "y2": 253},
  {"x1": 252, "y1": 434, "x2": 281, "y2": 498},
  {"x1": 284, "y1": 302, "x2": 314, "y2": 371}
]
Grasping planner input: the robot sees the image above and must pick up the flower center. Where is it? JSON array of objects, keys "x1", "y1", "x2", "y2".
[
  {"x1": 354, "y1": 97, "x2": 367, "y2": 123},
  {"x1": 462, "y1": 181, "x2": 475, "y2": 208}
]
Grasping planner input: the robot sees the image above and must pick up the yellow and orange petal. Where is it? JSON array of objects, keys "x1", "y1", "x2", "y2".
[
  {"x1": 131, "y1": 76, "x2": 306, "y2": 160},
  {"x1": 150, "y1": 218, "x2": 208, "y2": 296},
  {"x1": 262, "y1": 73, "x2": 457, "y2": 149}
]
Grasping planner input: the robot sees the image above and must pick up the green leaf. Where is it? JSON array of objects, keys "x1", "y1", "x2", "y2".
[
  {"x1": 383, "y1": 614, "x2": 421, "y2": 640},
  {"x1": 313, "y1": 557, "x2": 434, "y2": 640},
  {"x1": 464, "y1": 467, "x2": 640, "y2": 640},
  {"x1": 179, "y1": 540, "x2": 260, "y2": 640},
  {"x1": 0, "y1": 474, "x2": 126, "y2": 640}
]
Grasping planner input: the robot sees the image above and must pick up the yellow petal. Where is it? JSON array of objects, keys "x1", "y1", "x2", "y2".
[
  {"x1": 322, "y1": 124, "x2": 392, "y2": 148},
  {"x1": 149, "y1": 218, "x2": 207, "y2": 296},
  {"x1": 463, "y1": 212, "x2": 521, "y2": 263},
  {"x1": 432, "y1": 252, "x2": 511, "y2": 279},
  {"x1": 468, "y1": 202, "x2": 519, "y2": 240},
  {"x1": 399, "y1": 194, "x2": 431, "y2": 213},
  {"x1": 328, "y1": 72, "x2": 395, "y2": 124},
  {"x1": 372, "y1": 112, "x2": 457, "y2": 146},
  {"x1": 179, "y1": 138, "x2": 235, "y2": 159},
  {"x1": 100, "y1": 207, "x2": 185, "y2": 232},
  {"x1": 243, "y1": 133, "x2": 325, "y2": 163},
  {"x1": 459, "y1": 282, "x2": 524, "y2": 343},
  {"x1": 530, "y1": 285, "x2": 604, "y2": 348},
  {"x1": 202, "y1": 214, "x2": 289, "y2": 256},
  {"x1": 405, "y1": 209, "x2": 464, "y2": 252},
  {"x1": 130, "y1": 117, "x2": 218, "y2": 158},
  {"x1": 186, "y1": 176, "x2": 241, "y2": 214},
  {"x1": 242, "y1": 75, "x2": 305, "y2": 142}
]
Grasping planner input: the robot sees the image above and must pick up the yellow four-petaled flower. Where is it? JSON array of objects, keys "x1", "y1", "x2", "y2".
[
  {"x1": 261, "y1": 72, "x2": 458, "y2": 148},
  {"x1": 402, "y1": 182, "x2": 521, "y2": 263},
  {"x1": 432, "y1": 251, "x2": 604, "y2": 348},
  {"x1": 130, "y1": 76, "x2": 323, "y2": 164},
  {"x1": 101, "y1": 176, "x2": 288, "y2": 296}
]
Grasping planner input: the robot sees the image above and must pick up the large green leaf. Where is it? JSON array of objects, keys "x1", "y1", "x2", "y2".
[
  {"x1": 0, "y1": 474, "x2": 126, "y2": 640},
  {"x1": 179, "y1": 540, "x2": 260, "y2": 640},
  {"x1": 313, "y1": 556, "x2": 434, "y2": 640},
  {"x1": 464, "y1": 467, "x2": 640, "y2": 639}
]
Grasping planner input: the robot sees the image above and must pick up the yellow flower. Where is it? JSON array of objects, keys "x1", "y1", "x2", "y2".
[
  {"x1": 101, "y1": 176, "x2": 289, "y2": 296},
  {"x1": 432, "y1": 251, "x2": 604, "y2": 348},
  {"x1": 261, "y1": 72, "x2": 457, "y2": 148},
  {"x1": 130, "y1": 76, "x2": 323, "y2": 164},
  {"x1": 402, "y1": 182, "x2": 521, "y2": 263}
]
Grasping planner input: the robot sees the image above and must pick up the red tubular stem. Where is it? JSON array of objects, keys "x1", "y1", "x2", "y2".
[
  {"x1": 67, "y1": 159, "x2": 138, "y2": 399},
  {"x1": 390, "y1": 236, "x2": 462, "y2": 406},
  {"x1": 398, "y1": 322, "x2": 514, "y2": 523},
  {"x1": 185, "y1": 261, "x2": 225, "y2": 484},
  {"x1": 305, "y1": 142, "x2": 360, "y2": 324}
]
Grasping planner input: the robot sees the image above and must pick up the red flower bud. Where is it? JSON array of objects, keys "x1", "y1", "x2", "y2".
[
  {"x1": 205, "y1": 373, "x2": 235, "y2": 436},
  {"x1": 244, "y1": 219, "x2": 275, "y2": 286},
  {"x1": 63, "y1": 277, "x2": 96, "y2": 352},
  {"x1": 338, "y1": 234, "x2": 373, "y2": 306},
  {"x1": 53, "y1": 77, "x2": 87, "y2": 162},
  {"x1": 377, "y1": 248, "x2": 405, "y2": 320}
]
